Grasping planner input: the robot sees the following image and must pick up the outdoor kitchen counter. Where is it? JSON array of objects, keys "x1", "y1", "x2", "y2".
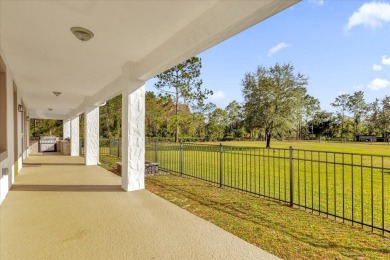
[{"x1": 57, "y1": 140, "x2": 70, "y2": 155}]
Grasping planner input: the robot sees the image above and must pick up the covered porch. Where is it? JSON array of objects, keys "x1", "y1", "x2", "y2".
[
  {"x1": 0, "y1": 1, "x2": 299, "y2": 258},
  {"x1": 1, "y1": 153, "x2": 275, "y2": 259},
  {"x1": 0, "y1": 0, "x2": 299, "y2": 200}
]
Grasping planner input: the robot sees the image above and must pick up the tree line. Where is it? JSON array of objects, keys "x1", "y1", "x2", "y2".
[{"x1": 30, "y1": 57, "x2": 390, "y2": 148}]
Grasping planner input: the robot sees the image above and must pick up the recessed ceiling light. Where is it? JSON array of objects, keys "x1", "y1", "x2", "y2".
[
  {"x1": 53, "y1": 91, "x2": 62, "y2": 96},
  {"x1": 70, "y1": 27, "x2": 94, "y2": 42}
]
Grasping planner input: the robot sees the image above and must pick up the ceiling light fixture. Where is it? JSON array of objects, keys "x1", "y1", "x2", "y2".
[
  {"x1": 48, "y1": 108, "x2": 53, "y2": 111},
  {"x1": 53, "y1": 91, "x2": 62, "y2": 96},
  {"x1": 70, "y1": 27, "x2": 94, "y2": 42}
]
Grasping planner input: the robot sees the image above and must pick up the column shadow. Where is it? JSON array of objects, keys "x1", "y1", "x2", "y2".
[{"x1": 10, "y1": 184, "x2": 124, "y2": 192}]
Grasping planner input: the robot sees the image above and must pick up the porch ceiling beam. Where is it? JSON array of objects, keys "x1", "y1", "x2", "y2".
[
  {"x1": 67, "y1": 79, "x2": 120, "y2": 118},
  {"x1": 29, "y1": 111, "x2": 66, "y2": 120}
]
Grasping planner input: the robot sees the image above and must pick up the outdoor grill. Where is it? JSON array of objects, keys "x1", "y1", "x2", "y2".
[{"x1": 39, "y1": 136, "x2": 57, "y2": 152}]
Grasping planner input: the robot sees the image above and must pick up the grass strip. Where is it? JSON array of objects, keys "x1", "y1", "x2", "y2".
[{"x1": 145, "y1": 174, "x2": 390, "y2": 260}]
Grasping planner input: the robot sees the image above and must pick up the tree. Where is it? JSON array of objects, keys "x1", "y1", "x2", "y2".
[
  {"x1": 206, "y1": 108, "x2": 229, "y2": 141},
  {"x1": 331, "y1": 93, "x2": 350, "y2": 142},
  {"x1": 242, "y1": 63, "x2": 308, "y2": 148},
  {"x1": 154, "y1": 57, "x2": 213, "y2": 142},
  {"x1": 299, "y1": 94, "x2": 320, "y2": 140},
  {"x1": 145, "y1": 91, "x2": 164, "y2": 138},
  {"x1": 366, "y1": 99, "x2": 380, "y2": 135},
  {"x1": 368, "y1": 96, "x2": 390, "y2": 139},
  {"x1": 379, "y1": 96, "x2": 390, "y2": 140},
  {"x1": 30, "y1": 119, "x2": 62, "y2": 137},
  {"x1": 347, "y1": 91, "x2": 367, "y2": 138},
  {"x1": 309, "y1": 111, "x2": 335, "y2": 137},
  {"x1": 225, "y1": 100, "x2": 242, "y2": 135},
  {"x1": 100, "y1": 95, "x2": 121, "y2": 139}
]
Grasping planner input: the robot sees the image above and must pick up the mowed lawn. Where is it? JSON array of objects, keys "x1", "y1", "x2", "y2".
[
  {"x1": 144, "y1": 141, "x2": 390, "y2": 234},
  {"x1": 146, "y1": 175, "x2": 390, "y2": 259},
  {"x1": 214, "y1": 140, "x2": 390, "y2": 155}
]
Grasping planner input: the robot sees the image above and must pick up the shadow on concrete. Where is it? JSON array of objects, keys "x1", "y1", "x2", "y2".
[
  {"x1": 23, "y1": 163, "x2": 84, "y2": 166},
  {"x1": 30, "y1": 152, "x2": 67, "y2": 156},
  {"x1": 10, "y1": 184, "x2": 124, "y2": 192}
]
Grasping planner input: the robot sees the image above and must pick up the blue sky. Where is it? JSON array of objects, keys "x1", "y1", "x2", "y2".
[{"x1": 146, "y1": 0, "x2": 390, "y2": 112}]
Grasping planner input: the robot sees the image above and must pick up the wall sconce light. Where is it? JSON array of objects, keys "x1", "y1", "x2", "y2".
[
  {"x1": 26, "y1": 115, "x2": 30, "y2": 121},
  {"x1": 18, "y1": 104, "x2": 24, "y2": 112}
]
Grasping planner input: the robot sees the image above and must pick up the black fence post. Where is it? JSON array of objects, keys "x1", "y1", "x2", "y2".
[
  {"x1": 179, "y1": 142, "x2": 183, "y2": 176},
  {"x1": 219, "y1": 143, "x2": 223, "y2": 188},
  {"x1": 289, "y1": 146, "x2": 294, "y2": 207},
  {"x1": 154, "y1": 141, "x2": 158, "y2": 162}
]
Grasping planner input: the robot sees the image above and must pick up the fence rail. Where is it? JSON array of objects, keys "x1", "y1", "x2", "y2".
[{"x1": 145, "y1": 142, "x2": 390, "y2": 235}]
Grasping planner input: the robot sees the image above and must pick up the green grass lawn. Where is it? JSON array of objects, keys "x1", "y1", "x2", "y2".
[
  {"x1": 145, "y1": 141, "x2": 390, "y2": 234},
  {"x1": 145, "y1": 174, "x2": 390, "y2": 259},
  {"x1": 213, "y1": 140, "x2": 390, "y2": 155}
]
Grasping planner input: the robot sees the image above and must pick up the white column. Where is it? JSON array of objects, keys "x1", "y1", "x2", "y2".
[
  {"x1": 70, "y1": 116, "x2": 79, "y2": 156},
  {"x1": 63, "y1": 119, "x2": 70, "y2": 139},
  {"x1": 84, "y1": 106, "x2": 99, "y2": 165},
  {"x1": 121, "y1": 63, "x2": 145, "y2": 191}
]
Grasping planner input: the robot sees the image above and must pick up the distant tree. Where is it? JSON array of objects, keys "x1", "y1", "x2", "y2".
[
  {"x1": 187, "y1": 112, "x2": 206, "y2": 140},
  {"x1": 379, "y1": 96, "x2": 390, "y2": 139},
  {"x1": 225, "y1": 100, "x2": 242, "y2": 135},
  {"x1": 299, "y1": 94, "x2": 320, "y2": 139},
  {"x1": 309, "y1": 111, "x2": 335, "y2": 137},
  {"x1": 242, "y1": 63, "x2": 308, "y2": 148},
  {"x1": 100, "y1": 95, "x2": 121, "y2": 139},
  {"x1": 368, "y1": 96, "x2": 390, "y2": 139},
  {"x1": 347, "y1": 91, "x2": 367, "y2": 138},
  {"x1": 145, "y1": 91, "x2": 165, "y2": 138},
  {"x1": 206, "y1": 108, "x2": 229, "y2": 141},
  {"x1": 154, "y1": 57, "x2": 213, "y2": 142},
  {"x1": 366, "y1": 98, "x2": 381, "y2": 135},
  {"x1": 331, "y1": 93, "x2": 350, "y2": 142},
  {"x1": 30, "y1": 119, "x2": 62, "y2": 137}
]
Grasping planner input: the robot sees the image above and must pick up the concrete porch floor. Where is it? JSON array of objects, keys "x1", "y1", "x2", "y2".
[{"x1": 1, "y1": 154, "x2": 277, "y2": 259}]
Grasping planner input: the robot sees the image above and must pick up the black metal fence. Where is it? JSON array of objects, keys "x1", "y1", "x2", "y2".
[
  {"x1": 79, "y1": 139, "x2": 117, "y2": 157},
  {"x1": 146, "y1": 142, "x2": 390, "y2": 235}
]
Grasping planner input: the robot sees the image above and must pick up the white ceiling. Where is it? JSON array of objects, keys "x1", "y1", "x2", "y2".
[{"x1": 0, "y1": 0, "x2": 299, "y2": 119}]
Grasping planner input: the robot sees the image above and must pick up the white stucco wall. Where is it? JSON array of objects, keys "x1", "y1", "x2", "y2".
[
  {"x1": 0, "y1": 66, "x2": 14, "y2": 203},
  {"x1": 16, "y1": 89, "x2": 22, "y2": 173},
  {"x1": 0, "y1": 62, "x2": 28, "y2": 204}
]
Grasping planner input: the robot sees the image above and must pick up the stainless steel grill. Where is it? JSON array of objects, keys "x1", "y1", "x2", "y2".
[{"x1": 39, "y1": 136, "x2": 57, "y2": 152}]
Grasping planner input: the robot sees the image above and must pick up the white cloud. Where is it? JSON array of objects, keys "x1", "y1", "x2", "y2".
[
  {"x1": 210, "y1": 90, "x2": 225, "y2": 100},
  {"x1": 308, "y1": 0, "x2": 324, "y2": 6},
  {"x1": 367, "y1": 78, "x2": 390, "y2": 90},
  {"x1": 373, "y1": 64, "x2": 383, "y2": 71},
  {"x1": 382, "y1": 55, "x2": 390, "y2": 65},
  {"x1": 268, "y1": 42, "x2": 290, "y2": 57},
  {"x1": 346, "y1": 2, "x2": 390, "y2": 30}
]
